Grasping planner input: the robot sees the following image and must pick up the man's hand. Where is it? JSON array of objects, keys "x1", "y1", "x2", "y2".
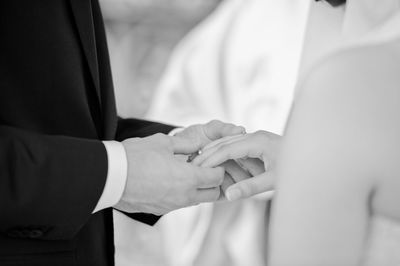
[
  {"x1": 174, "y1": 120, "x2": 249, "y2": 200},
  {"x1": 193, "y1": 131, "x2": 281, "y2": 201},
  {"x1": 174, "y1": 120, "x2": 246, "y2": 152},
  {"x1": 114, "y1": 133, "x2": 225, "y2": 215}
]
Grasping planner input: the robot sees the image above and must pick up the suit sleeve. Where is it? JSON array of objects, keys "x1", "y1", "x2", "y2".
[
  {"x1": 115, "y1": 117, "x2": 177, "y2": 225},
  {"x1": 115, "y1": 117, "x2": 176, "y2": 140},
  {"x1": 0, "y1": 125, "x2": 108, "y2": 240}
]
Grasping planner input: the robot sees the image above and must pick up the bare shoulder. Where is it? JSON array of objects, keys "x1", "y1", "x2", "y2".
[
  {"x1": 298, "y1": 40, "x2": 400, "y2": 220},
  {"x1": 297, "y1": 39, "x2": 400, "y2": 140},
  {"x1": 299, "y1": 40, "x2": 400, "y2": 106}
]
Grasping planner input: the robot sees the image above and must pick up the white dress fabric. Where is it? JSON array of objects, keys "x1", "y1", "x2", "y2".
[{"x1": 147, "y1": 0, "x2": 310, "y2": 134}]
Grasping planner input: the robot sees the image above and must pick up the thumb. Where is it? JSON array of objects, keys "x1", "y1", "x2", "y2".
[
  {"x1": 225, "y1": 172, "x2": 274, "y2": 201},
  {"x1": 170, "y1": 136, "x2": 201, "y2": 154}
]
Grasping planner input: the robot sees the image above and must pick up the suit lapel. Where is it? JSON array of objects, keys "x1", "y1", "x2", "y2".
[{"x1": 69, "y1": 0, "x2": 101, "y2": 105}]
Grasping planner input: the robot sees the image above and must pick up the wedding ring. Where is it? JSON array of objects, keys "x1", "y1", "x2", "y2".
[{"x1": 187, "y1": 149, "x2": 202, "y2": 162}]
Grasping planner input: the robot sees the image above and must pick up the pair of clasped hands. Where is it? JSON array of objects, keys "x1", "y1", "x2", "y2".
[{"x1": 115, "y1": 120, "x2": 280, "y2": 216}]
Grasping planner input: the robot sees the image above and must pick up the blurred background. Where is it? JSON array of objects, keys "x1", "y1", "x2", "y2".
[
  {"x1": 100, "y1": 0, "x2": 311, "y2": 265},
  {"x1": 101, "y1": 0, "x2": 223, "y2": 118}
]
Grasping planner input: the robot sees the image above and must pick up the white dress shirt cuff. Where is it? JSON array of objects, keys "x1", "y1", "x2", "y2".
[{"x1": 93, "y1": 141, "x2": 128, "y2": 213}]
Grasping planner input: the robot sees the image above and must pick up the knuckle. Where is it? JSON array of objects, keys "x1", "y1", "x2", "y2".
[
  {"x1": 153, "y1": 132, "x2": 165, "y2": 138},
  {"x1": 208, "y1": 119, "x2": 221, "y2": 127},
  {"x1": 222, "y1": 123, "x2": 237, "y2": 133},
  {"x1": 211, "y1": 169, "x2": 225, "y2": 187},
  {"x1": 153, "y1": 133, "x2": 167, "y2": 143},
  {"x1": 224, "y1": 122, "x2": 235, "y2": 129},
  {"x1": 153, "y1": 209, "x2": 164, "y2": 216}
]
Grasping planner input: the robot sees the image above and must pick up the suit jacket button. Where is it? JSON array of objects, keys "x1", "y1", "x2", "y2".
[{"x1": 29, "y1": 229, "x2": 43, "y2": 238}]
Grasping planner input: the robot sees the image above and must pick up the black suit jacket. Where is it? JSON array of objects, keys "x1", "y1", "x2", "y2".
[{"x1": 0, "y1": 1, "x2": 173, "y2": 265}]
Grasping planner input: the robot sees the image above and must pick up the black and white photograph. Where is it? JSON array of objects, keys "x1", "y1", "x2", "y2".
[{"x1": 1, "y1": 0, "x2": 400, "y2": 265}]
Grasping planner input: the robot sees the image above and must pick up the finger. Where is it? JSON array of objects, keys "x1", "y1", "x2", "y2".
[
  {"x1": 192, "y1": 135, "x2": 247, "y2": 166},
  {"x1": 194, "y1": 187, "x2": 221, "y2": 203},
  {"x1": 225, "y1": 172, "x2": 274, "y2": 201},
  {"x1": 237, "y1": 158, "x2": 265, "y2": 176},
  {"x1": 202, "y1": 134, "x2": 245, "y2": 152},
  {"x1": 200, "y1": 138, "x2": 261, "y2": 168},
  {"x1": 223, "y1": 160, "x2": 251, "y2": 183},
  {"x1": 220, "y1": 172, "x2": 235, "y2": 200},
  {"x1": 175, "y1": 154, "x2": 190, "y2": 163},
  {"x1": 204, "y1": 120, "x2": 246, "y2": 141},
  {"x1": 195, "y1": 166, "x2": 225, "y2": 189},
  {"x1": 170, "y1": 136, "x2": 201, "y2": 154}
]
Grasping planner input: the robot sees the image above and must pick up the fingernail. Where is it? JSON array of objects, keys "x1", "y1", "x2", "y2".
[{"x1": 226, "y1": 188, "x2": 241, "y2": 201}]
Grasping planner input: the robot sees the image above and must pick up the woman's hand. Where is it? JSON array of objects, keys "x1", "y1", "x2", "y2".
[{"x1": 192, "y1": 131, "x2": 281, "y2": 201}]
